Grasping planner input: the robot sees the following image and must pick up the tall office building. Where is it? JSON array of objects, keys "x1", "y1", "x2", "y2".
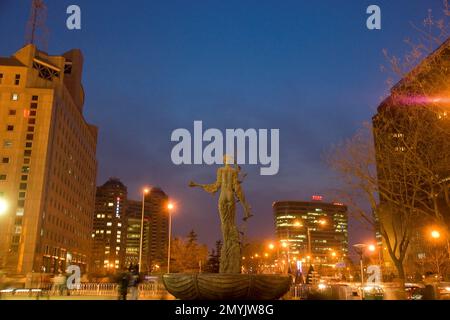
[
  {"x1": 372, "y1": 38, "x2": 450, "y2": 272},
  {"x1": 273, "y1": 198, "x2": 348, "y2": 265},
  {"x1": 0, "y1": 45, "x2": 98, "y2": 276},
  {"x1": 91, "y1": 178, "x2": 127, "y2": 275},
  {"x1": 125, "y1": 188, "x2": 169, "y2": 273},
  {"x1": 124, "y1": 199, "x2": 148, "y2": 269}
]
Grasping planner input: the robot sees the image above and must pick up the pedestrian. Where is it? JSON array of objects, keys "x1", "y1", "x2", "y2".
[
  {"x1": 129, "y1": 265, "x2": 140, "y2": 300},
  {"x1": 117, "y1": 269, "x2": 130, "y2": 300}
]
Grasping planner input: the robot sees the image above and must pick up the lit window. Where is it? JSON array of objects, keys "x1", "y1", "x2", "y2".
[
  {"x1": 106, "y1": 230, "x2": 111, "y2": 234},
  {"x1": 12, "y1": 93, "x2": 19, "y2": 101},
  {"x1": 106, "y1": 222, "x2": 112, "y2": 227},
  {"x1": 108, "y1": 202, "x2": 114, "y2": 207}
]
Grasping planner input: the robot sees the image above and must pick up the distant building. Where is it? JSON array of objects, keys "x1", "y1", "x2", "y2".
[
  {"x1": 0, "y1": 45, "x2": 98, "y2": 276},
  {"x1": 91, "y1": 178, "x2": 127, "y2": 274},
  {"x1": 124, "y1": 200, "x2": 145, "y2": 269},
  {"x1": 125, "y1": 188, "x2": 169, "y2": 273},
  {"x1": 92, "y1": 179, "x2": 169, "y2": 275},
  {"x1": 273, "y1": 198, "x2": 348, "y2": 266}
]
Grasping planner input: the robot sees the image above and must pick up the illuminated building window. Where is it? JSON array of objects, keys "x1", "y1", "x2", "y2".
[
  {"x1": 108, "y1": 202, "x2": 114, "y2": 207},
  {"x1": 12, "y1": 93, "x2": 19, "y2": 101},
  {"x1": 106, "y1": 222, "x2": 112, "y2": 227},
  {"x1": 106, "y1": 230, "x2": 111, "y2": 234}
]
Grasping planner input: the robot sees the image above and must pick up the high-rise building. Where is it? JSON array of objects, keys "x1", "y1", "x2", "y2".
[
  {"x1": 0, "y1": 45, "x2": 98, "y2": 276},
  {"x1": 91, "y1": 178, "x2": 127, "y2": 275},
  {"x1": 273, "y1": 198, "x2": 348, "y2": 266},
  {"x1": 372, "y1": 39, "x2": 450, "y2": 272},
  {"x1": 124, "y1": 199, "x2": 148, "y2": 269},
  {"x1": 125, "y1": 188, "x2": 169, "y2": 273}
]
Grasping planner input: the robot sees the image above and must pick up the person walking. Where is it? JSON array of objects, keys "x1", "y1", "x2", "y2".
[
  {"x1": 117, "y1": 269, "x2": 130, "y2": 300},
  {"x1": 129, "y1": 265, "x2": 140, "y2": 300}
]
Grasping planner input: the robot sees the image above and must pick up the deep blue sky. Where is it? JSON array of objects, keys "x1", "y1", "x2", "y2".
[{"x1": 0, "y1": 0, "x2": 446, "y2": 249}]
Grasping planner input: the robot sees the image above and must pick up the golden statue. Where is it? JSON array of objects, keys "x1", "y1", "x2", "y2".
[{"x1": 189, "y1": 155, "x2": 252, "y2": 273}]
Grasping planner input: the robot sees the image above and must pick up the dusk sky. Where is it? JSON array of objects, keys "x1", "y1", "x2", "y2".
[{"x1": 0, "y1": 0, "x2": 446, "y2": 249}]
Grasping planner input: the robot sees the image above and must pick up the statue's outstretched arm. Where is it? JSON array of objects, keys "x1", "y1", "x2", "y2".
[
  {"x1": 233, "y1": 176, "x2": 253, "y2": 221},
  {"x1": 189, "y1": 169, "x2": 221, "y2": 194}
]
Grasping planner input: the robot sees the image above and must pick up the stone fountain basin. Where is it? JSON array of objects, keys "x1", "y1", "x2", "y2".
[{"x1": 162, "y1": 273, "x2": 292, "y2": 300}]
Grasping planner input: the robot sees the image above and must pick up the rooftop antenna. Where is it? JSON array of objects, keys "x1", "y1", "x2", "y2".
[{"x1": 25, "y1": 0, "x2": 49, "y2": 50}]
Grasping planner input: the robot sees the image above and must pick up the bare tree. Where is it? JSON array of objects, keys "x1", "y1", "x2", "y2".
[{"x1": 327, "y1": 4, "x2": 450, "y2": 286}]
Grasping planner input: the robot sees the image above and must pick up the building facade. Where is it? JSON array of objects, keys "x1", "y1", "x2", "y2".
[
  {"x1": 125, "y1": 188, "x2": 169, "y2": 273},
  {"x1": 92, "y1": 180, "x2": 169, "y2": 275},
  {"x1": 273, "y1": 199, "x2": 348, "y2": 266},
  {"x1": 372, "y1": 38, "x2": 450, "y2": 274},
  {"x1": 0, "y1": 45, "x2": 98, "y2": 276},
  {"x1": 91, "y1": 178, "x2": 127, "y2": 275}
]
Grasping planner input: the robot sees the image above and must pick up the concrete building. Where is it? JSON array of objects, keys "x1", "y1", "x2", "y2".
[
  {"x1": 273, "y1": 198, "x2": 348, "y2": 266},
  {"x1": 372, "y1": 38, "x2": 450, "y2": 274},
  {"x1": 0, "y1": 45, "x2": 98, "y2": 276},
  {"x1": 91, "y1": 178, "x2": 127, "y2": 275},
  {"x1": 125, "y1": 188, "x2": 169, "y2": 273},
  {"x1": 92, "y1": 179, "x2": 169, "y2": 275}
]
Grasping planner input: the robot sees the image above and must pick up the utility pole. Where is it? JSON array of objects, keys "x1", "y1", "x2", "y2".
[{"x1": 26, "y1": 0, "x2": 48, "y2": 49}]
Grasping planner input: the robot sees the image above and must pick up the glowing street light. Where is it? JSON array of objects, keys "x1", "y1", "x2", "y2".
[
  {"x1": 431, "y1": 230, "x2": 441, "y2": 239},
  {"x1": 268, "y1": 243, "x2": 275, "y2": 250},
  {"x1": 368, "y1": 244, "x2": 376, "y2": 252},
  {"x1": 0, "y1": 198, "x2": 8, "y2": 216},
  {"x1": 167, "y1": 201, "x2": 175, "y2": 273}
]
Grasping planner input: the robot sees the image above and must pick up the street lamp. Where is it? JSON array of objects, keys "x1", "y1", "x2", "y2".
[
  {"x1": 138, "y1": 187, "x2": 151, "y2": 273},
  {"x1": 431, "y1": 230, "x2": 441, "y2": 240},
  {"x1": 0, "y1": 198, "x2": 8, "y2": 216},
  {"x1": 167, "y1": 202, "x2": 174, "y2": 274},
  {"x1": 353, "y1": 243, "x2": 377, "y2": 298}
]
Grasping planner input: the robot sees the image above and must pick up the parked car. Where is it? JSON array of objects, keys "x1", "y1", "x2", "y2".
[
  {"x1": 437, "y1": 282, "x2": 450, "y2": 300},
  {"x1": 404, "y1": 283, "x2": 425, "y2": 300},
  {"x1": 361, "y1": 285, "x2": 384, "y2": 300}
]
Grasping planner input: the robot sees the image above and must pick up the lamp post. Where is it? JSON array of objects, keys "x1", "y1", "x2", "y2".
[
  {"x1": 353, "y1": 243, "x2": 376, "y2": 299},
  {"x1": 167, "y1": 202, "x2": 174, "y2": 274},
  {"x1": 138, "y1": 188, "x2": 150, "y2": 273}
]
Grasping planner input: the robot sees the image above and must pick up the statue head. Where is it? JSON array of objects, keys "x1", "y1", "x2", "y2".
[{"x1": 223, "y1": 154, "x2": 234, "y2": 166}]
